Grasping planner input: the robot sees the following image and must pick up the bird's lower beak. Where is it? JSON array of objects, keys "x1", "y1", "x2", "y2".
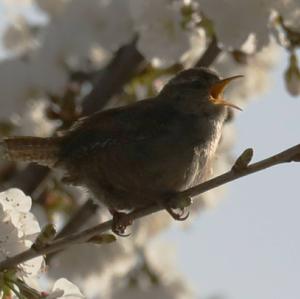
[
  {"x1": 210, "y1": 75, "x2": 243, "y2": 111},
  {"x1": 211, "y1": 97, "x2": 242, "y2": 111}
]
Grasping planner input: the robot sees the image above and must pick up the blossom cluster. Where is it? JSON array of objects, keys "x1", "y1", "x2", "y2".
[
  {"x1": 0, "y1": 0, "x2": 299, "y2": 124},
  {"x1": 0, "y1": 188, "x2": 43, "y2": 279},
  {"x1": 0, "y1": 189, "x2": 84, "y2": 298}
]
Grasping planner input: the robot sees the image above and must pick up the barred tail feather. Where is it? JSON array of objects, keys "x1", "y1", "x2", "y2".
[
  {"x1": 0, "y1": 136, "x2": 61, "y2": 167},
  {"x1": 0, "y1": 140, "x2": 9, "y2": 160}
]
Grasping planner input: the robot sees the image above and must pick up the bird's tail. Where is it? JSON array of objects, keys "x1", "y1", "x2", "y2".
[{"x1": 0, "y1": 136, "x2": 61, "y2": 167}]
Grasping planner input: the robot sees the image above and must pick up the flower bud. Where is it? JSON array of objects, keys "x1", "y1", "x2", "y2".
[{"x1": 284, "y1": 52, "x2": 300, "y2": 96}]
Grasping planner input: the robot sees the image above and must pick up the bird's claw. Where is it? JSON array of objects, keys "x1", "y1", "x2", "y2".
[
  {"x1": 166, "y1": 206, "x2": 190, "y2": 221},
  {"x1": 163, "y1": 195, "x2": 191, "y2": 221},
  {"x1": 111, "y1": 211, "x2": 132, "y2": 237}
]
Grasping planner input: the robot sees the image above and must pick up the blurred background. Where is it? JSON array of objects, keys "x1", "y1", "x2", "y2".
[{"x1": 0, "y1": 1, "x2": 299, "y2": 298}]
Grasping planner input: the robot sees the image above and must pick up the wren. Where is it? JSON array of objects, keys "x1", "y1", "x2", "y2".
[{"x1": 0, "y1": 68, "x2": 242, "y2": 236}]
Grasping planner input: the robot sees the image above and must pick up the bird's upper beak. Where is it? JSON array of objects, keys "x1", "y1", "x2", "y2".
[{"x1": 209, "y1": 75, "x2": 243, "y2": 111}]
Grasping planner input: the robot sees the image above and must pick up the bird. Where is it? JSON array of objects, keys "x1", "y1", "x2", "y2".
[{"x1": 0, "y1": 67, "x2": 242, "y2": 236}]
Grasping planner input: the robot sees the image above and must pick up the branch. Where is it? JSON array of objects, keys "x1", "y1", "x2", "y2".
[
  {"x1": 0, "y1": 144, "x2": 299, "y2": 272},
  {"x1": 195, "y1": 35, "x2": 221, "y2": 67},
  {"x1": 45, "y1": 199, "x2": 98, "y2": 262},
  {"x1": 81, "y1": 36, "x2": 146, "y2": 115},
  {"x1": 2, "y1": 164, "x2": 50, "y2": 195},
  {"x1": 54, "y1": 199, "x2": 98, "y2": 239}
]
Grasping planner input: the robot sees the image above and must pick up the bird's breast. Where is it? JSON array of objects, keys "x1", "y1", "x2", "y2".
[{"x1": 61, "y1": 109, "x2": 225, "y2": 210}]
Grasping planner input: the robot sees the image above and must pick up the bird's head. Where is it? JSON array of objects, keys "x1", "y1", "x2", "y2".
[{"x1": 160, "y1": 67, "x2": 242, "y2": 114}]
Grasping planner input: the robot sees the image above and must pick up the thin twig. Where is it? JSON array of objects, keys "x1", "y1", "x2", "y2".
[
  {"x1": 46, "y1": 198, "x2": 98, "y2": 262},
  {"x1": 0, "y1": 144, "x2": 299, "y2": 272},
  {"x1": 55, "y1": 199, "x2": 99, "y2": 239},
  {"x1": 3, "y1": 165, "x2": 50, "y2": 195},
  {"x1": 81, "y1": 36, "x2": 146, "y2": 115},
  {"x1": 195, "y1": 35, "x2": 221, "y2": 67}
]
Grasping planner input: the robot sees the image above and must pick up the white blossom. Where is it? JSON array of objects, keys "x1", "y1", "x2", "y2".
[
  {"x1": 39, "y1": 0, "x2": 134, "y2": 62},
  {"x1": 48, "y1": 207, "x2": 137, "y2": 298},
  {"x1": 2, "y1": 0, "x2": 33, "y2": 9},
  {"x1": 0, "y1": 58, "x2": 35, "y2": 120},
  {"x1": 275, "y1": 0, "x2": 300, "y2": 31},
  {"x1": 0, "y1": 189, "x2": 43, "y2": 279},
  {"x1": 130, "y1": 0, "x2": 191, "y2": 66},
  {"x1": 12, "y1": 99, "x2": 58, "y2": 136},
  {"x1": 45, "y1": 278, "x2": 85, "y2": 299},
  {"x1": 111, "y1": 241, "x2": 194, "y2": 299},
  {"x1": 213, "y1": 40, "x2": 280, "y2": 105},
  {"x1": 0, "y1": 55, "x2": 67, "y2": 125},
  {"x1": 93, "y1": 0, "x2": 135, "y2": 51},
  {"x1": 35, "y1": 0, "x2": 74, "y2": 17},
  {"x1": 49, "y1": 241, "x2": 137, "y2": 298},
  {"x1": 2, "y1": 16, "x2": 35, "y2": 54},
  {"x1": 0, "y1": 0, "x2": 134, "y2": 123},
  {"x1": 111, "y1": 282, "x2": 193, "y2": 299},
  {"x1": 197, "y1": 0, "x2": 271, "y2": 50},
  {"x1": 195, "y1": 0, "x2": 300, "y2": 50},
  {"x1": 133, "y1": 212, "x2": 172, "y2": 246},
  {"x1": 181, "y1": 28, "x2": 207, "y2": 67}
]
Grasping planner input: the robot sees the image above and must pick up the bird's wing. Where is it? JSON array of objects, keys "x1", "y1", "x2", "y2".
[
  {"x1": 59, "y1": 98, "x2": 184, "y2": 159},
  {"x1": 59, "y1": 97, "x2": 200, "y2": 198}
]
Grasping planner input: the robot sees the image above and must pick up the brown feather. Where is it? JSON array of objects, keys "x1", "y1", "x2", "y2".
[{"x1": 1, "y1": 136, "x2": 61, "y2": 167}]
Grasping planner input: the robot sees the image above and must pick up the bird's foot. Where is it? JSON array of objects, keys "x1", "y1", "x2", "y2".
[
  {"x1": 164, "y1": 195, "x2": 192, "y2": 221},
  {"x1": 166, "y1": 206, "x2": 190, "y2": 221},
  {"x1": 110, "y1": 210, "x2": 132, "y2": 237}
]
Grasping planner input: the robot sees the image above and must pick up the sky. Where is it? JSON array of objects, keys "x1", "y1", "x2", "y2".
[
  {"x1": 165, "y1": 52, "x2": 300, "y2": 299},
  {"x1": 0, "y1": 2, "x2": 300, "y2": 299}
]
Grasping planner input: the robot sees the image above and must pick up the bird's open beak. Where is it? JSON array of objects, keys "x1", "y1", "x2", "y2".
[{"x1": 209, "y1": 75, "x2": 243, "y2": 111}]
